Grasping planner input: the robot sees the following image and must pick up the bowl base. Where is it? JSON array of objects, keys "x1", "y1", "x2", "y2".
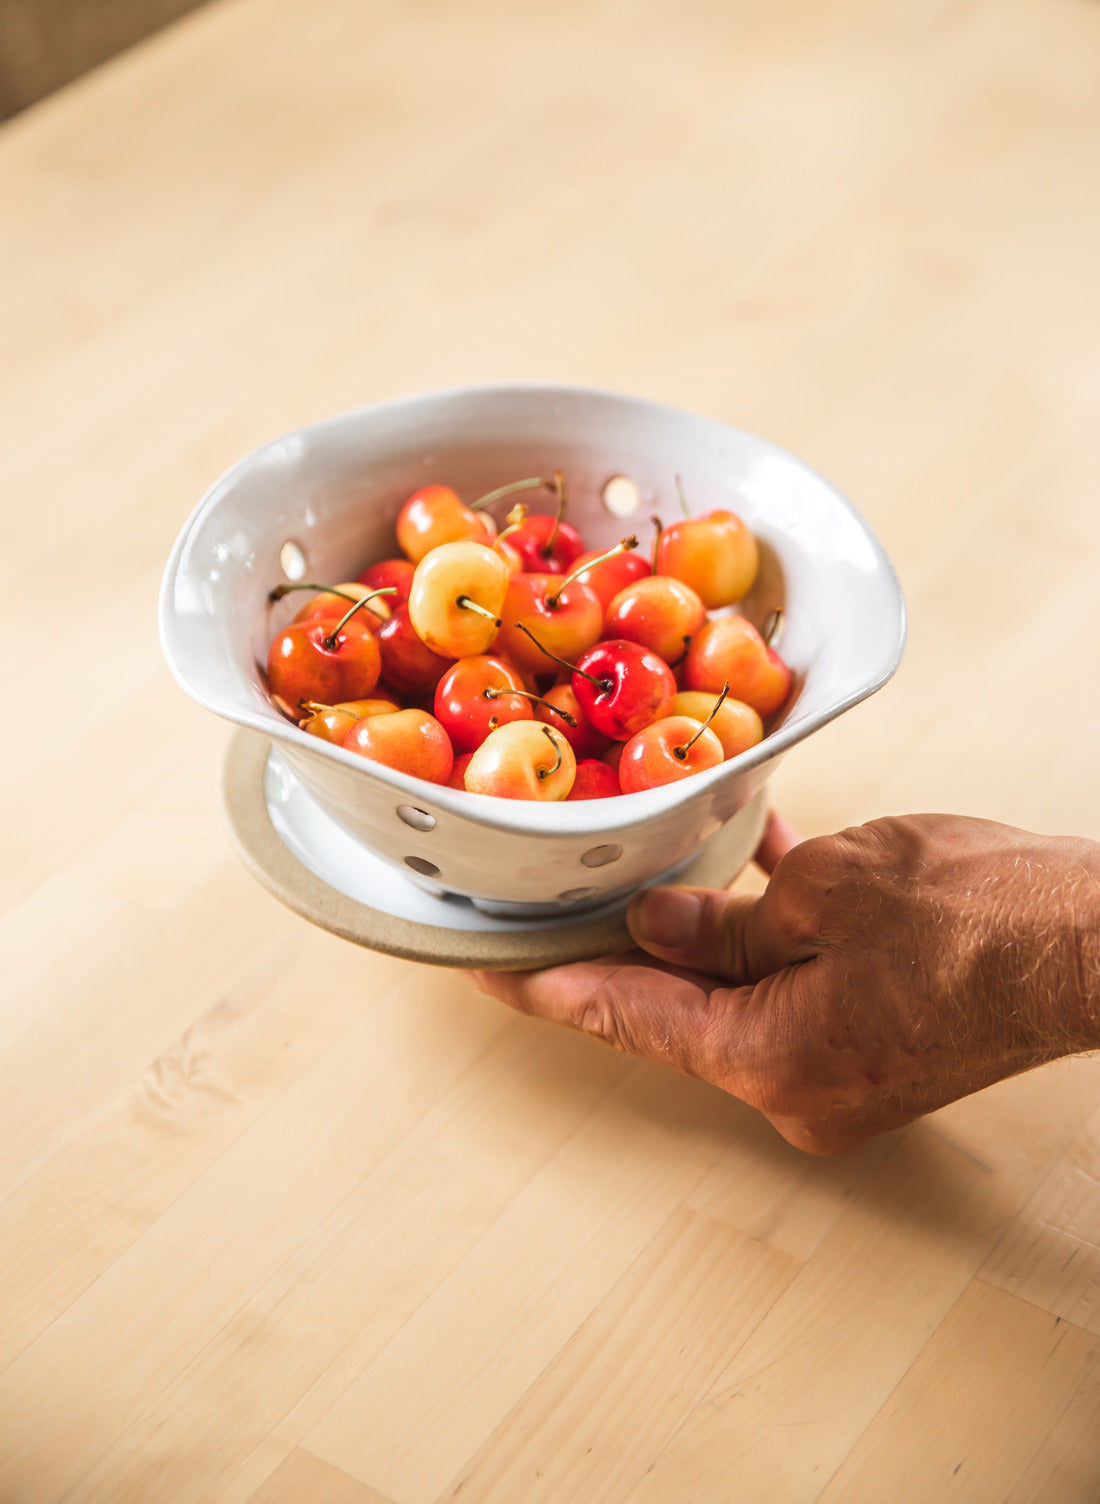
[{"x1": 222, "y1": 729, "x2": 768, "y2": 970}]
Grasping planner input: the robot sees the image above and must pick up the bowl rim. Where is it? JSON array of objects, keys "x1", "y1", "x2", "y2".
[{"x1": 159, "y1": 380, "x2": 907, "y2": 835}]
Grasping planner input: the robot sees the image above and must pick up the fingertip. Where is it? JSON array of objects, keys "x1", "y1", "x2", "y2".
[{"x1": 754, "y1": 810, "x2": 802, "y2": 875}]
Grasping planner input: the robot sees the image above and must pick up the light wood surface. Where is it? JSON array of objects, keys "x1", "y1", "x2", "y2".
[{"x1": 3, "y1": 1, "x2": 1100, "y2": 1500}]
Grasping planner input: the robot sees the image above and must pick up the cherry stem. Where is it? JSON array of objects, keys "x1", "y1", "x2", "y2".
[
  {"x1": 762, "y1": 608, "x2": 783, "y2": 648},
  {"x1": 469, "y1": 476, "x2": 557, "y2": 513},
  {"x1": 484, "y1": 687, "x2": 577, "y2": 726},
  {"x1": 675, "y1": 474, "x2": 692, "y2": 519},
  {"x1": 537, "y1": 726, "x2": 563, "y2": 780},
  {"x1": 493, "y1": 503, "x2": 529, "y2": 551},
  {"x1": 322, "y1": 588, "x2": 396, "y2": 649},
  {"x1": 512, "y1": 621, "x2": 611, "y2": 693},
  {"x1": 456, "y1": 595, "x2": 503, "y2": 627},
  {"x1": 546, "y1": 535, "x2": 638, "y2": 609},
  {"x1": 674, "y1": 682, "x2": 730, "y2": 760},
  {"x1": 542, "y1": 470, "x2": 567, "y2": 557},
  {"x1": 268, "y1": 581, "x2": 360, "y2": 605},
  {"x1": 650, "y1": 514, "x2": 663, "y2": 575}
]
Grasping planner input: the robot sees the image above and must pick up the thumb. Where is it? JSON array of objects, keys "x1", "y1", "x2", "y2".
[{"x1": 627, "y1": 884, "x2": 768, "y2": 982}]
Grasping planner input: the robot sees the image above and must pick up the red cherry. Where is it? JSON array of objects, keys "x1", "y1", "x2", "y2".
[
  {"x1": 343, "y1": 708, "x2": 454, "y2": 784},
  {"x1": 433, "y1": 655, "x2": 533, "y2": 754},
  {"x1": 267, "y1": 608, "x2": 382, "y2": 713},
  {"x1": 357, "y1": 557, "x2": 415, "y2": 605},
  {"x1": 494, "y1": 572, "x2": 604, "y2": 675},
  {"x1": 569, "y1": 547, "x2": 650, "y2": 611},
  {"x1": 618, "y1": 714, "x2": 725, "y2": 793},
  {"x1": 511, "y1": 513, "x2": 585, "y2": 574},
  {"x1": 567, "y1": 760, "x2": 621, "y2": 800},
  {"x1": 571, "y1": 638, "x2": 677, "y2": 741},
  {"x1": 377, "y1": 604, "x2": 455, "y2": 696},
  {"x1": 534, "y1": 682, "x2": 609, "y2": 760}
]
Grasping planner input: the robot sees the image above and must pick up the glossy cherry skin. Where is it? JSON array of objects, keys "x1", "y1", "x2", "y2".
[
  {"x1": 357, "y1": 557, "x2": 415, "y2": 606},
  {"x1": 618, "y1": 716, "x2": 725, "y2": 793},
  {"x1": 267, "y1": 617, "x2": 381, "y2": 712},
  {"x1": 571, "y1": 638, "x2": 677, "y2": 742},
  {"x1": 534, "y1": 681, "x2": 609, "y2": 760},
  {"x1": 433, "y1": 655, "x2": 533, "y2": 753},
  {"x1": 509, "y1": 513, "x2": 585, "y2": 575},
  {"x1": 671, "y1": 691, "x2": 763, "y2": 759},
  {"x1": 569, "y1": 547, "x2": 650, "y2": 612},
  {"x1": 395, "y1": 485, "x2": 495, "y2": 563},
  {"x1": 407, "y1": 541, "x2": 509, "y2": 658},
  {"x1": 603, "y1": 575, "x2": 706, "y2": 665},
  {"x1": 656, "y1": 510, "x2": 758, "y2": 608},
  {"x1": 298, "y1": 695, "x2": 399, "y2": 745},
  {"x1": 377, "y1": 605, "x2": 455, "y2": 696},
  {"x1": 494, "y1": 573, "x2": 603, "y2": 675},
  {"x1": 447, "y1": 751, "x2": 474, "y2": 789},
  {"x1": 682, "y1": 616, "x2": 791, "y2": 717},
  {"x1": 342, "y1": 708, "x2": 454, "y2": 784},
  {"x1": 566, "y1": 759, "x2": 621, "y2": 800},
  {"x1": 464, "y1": 721, "x2": 576, "y2": 801}
]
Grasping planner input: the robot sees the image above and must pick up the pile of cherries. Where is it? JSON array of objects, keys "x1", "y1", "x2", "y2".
[{"x1": 264, "y1": 472, "x2": 791, "y2": 801}]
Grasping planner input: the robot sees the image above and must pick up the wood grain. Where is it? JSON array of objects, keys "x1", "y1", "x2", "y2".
[{"x1": 2, "y1": 0, "x2": 1100, "y2": 1499}]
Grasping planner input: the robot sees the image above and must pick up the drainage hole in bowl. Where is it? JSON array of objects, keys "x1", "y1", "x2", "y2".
[
  {"x1": 404, "y1": 856, "x2": 441, "y2": 878},
  {"x1": 602, "y1": 475, "x2": 639, "y2": 518},
  {"x1": 396, "y1": 805, "x2": 436, "y2": 832},
  {"x1": 558, "y1": 886, "x2": 600, "y2": 904},
  {"x1": 279, "y1": 539, "x2": 308, "y2": 580},
  {"x1": 581, "y1": 844, "x2": 622, "y2": 868}
]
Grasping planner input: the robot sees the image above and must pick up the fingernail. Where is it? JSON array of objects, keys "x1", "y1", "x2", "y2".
[{"x1": 631, "y1": 887, "x2": 702, "y2": 949}]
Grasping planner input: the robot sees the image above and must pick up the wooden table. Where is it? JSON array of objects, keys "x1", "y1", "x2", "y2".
[{"x1": 4, "y1": 1, "x2": 1100, "y2": 1498}]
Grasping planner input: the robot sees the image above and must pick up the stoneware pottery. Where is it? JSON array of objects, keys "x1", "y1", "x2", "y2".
[{"x1": 159, "y1": 384, "x2": 906, "y2": 925}]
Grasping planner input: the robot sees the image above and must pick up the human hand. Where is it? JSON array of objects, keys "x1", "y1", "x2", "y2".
[{"x1": 471, "y1": 813, "x2": 1100, "y2": 1154}]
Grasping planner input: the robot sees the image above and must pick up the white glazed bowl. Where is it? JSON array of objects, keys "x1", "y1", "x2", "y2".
[{"x1": 159, "y1": 384, "x2": 905, "y2": 915}]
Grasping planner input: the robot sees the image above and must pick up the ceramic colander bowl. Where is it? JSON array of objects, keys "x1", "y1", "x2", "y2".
[{"x1": 159, "y1": 384, "x2": 905, "y2": 917}]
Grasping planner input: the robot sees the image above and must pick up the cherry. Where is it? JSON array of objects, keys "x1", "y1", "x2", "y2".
[
  {"x1": 570, "y1": 638, "x2": 678, "y2": 742},
  {"x1": 534, "y1": 682, "x2": 609, "y2": 760},
  {"x1": 357, "y1": 557, "x2": 415, "y2": 606},
  {"x1": 266, "y1": 595, "x2": 383, "y2": 712},
  {"x1": 394, "y1": 484, "x2": 496, "y2": 563},
  {"x1": 433, "y1": 655, "x2": 533, "y2": 753},
  {"x1": 297, "y1": 695, "x2": 399, "y2": 744},
  {"x1": 566, "y1": 760, "x2": 621, "y2": 800},
  {"x1": 507, "y1": 472, "x2": 584, "y2": 574},
  {"x1": 377, "y1": 604, "x2": 455, "y2": 696},
  {"x1": 654, "y1": 479, "x2": 759, "y2": 607},
  {"x1": 603, "y1": 575, "x2": 706, "y2": 665},
  {"x1": 343, "y1": 708, "x2": 454, "y2": 784},
  {"x1": 407, "y1": 540, "x2": 509, "y2": 658},
  {"x1": 447, "y1": 751, "x2": 474, "y2": 789},
  {"x1": 670, "y1": 690, "x2": 762, "y2": 759},
  {"x1": 464, "y1": 722, "x2": 576, "y2": 801},
  {"x1": 494, "y1": 539, "x2": 636, "y2": 675},
  {"x1": 682, "y1": 615, "x2": 790, "y2": 717},
  {"x1": 568, "y1": 546, "x2": 650, "y2": 612},
  {"x1": 618, "y1": 713, "x2": 725, "y2": 793}
]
